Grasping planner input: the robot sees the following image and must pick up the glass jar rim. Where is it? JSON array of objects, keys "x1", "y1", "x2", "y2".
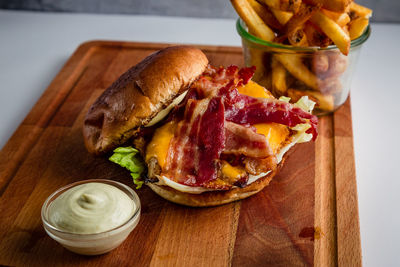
[
  {"x1": 41, "y1": 179, "x2": 141, "y2": 237},
  {"x1": 236, "y1": 18, "x2": 370, "y2": 52}
]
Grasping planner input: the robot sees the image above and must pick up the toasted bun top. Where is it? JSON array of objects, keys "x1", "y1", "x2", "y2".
[{"x1": 83, "y1": 46, "x2": 208, "y2": 155}]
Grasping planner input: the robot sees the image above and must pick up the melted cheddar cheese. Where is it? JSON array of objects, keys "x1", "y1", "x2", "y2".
[
  {"x1": 253, "y1": 123, "x2": 289, "y2": 154},
  {"x1": 238, "y1": 80, "x2": 274, "y2": 99},
  {"x1": 145, "y1": 121, "x2": 176, "y2": 169},
  {"x1": 221, "y1": 161, "x2": 246, "y2": 182}
]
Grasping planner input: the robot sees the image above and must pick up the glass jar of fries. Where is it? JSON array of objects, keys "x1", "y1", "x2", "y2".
[{"x1": 237, "y1": 18, "x2": 370, "y2": 115}]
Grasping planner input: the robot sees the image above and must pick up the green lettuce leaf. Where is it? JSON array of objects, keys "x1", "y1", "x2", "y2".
[
  {"x1": 279, "y1": 96, "x2": 291, "y2": 103},
  {"x1": 291, "y1": 123, "x2": 312, "y2": 143},
  {"x1": 278, "y1": 95, "x2": 315, "y2": 143},
  {"x1": 109, "y1": 146, "x2": 145, "y2": 189},
  {"x1": 291, "y1": 96, "x2": 315, "y2": 142},
  {"x1": 294, "y1": 96, "x2": 316, "y2": 113},
  {"x1": 279, "y1": 95, "x2": 316, "y2": 113}
]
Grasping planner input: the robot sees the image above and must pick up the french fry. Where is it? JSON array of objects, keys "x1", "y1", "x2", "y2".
[
  {"x1": 303, "y1": 0, "x2": 351, "y2": 13},
  {"x1": 336, "y1": 14, "x2": 350, "y2": 27},
  {"x1": 342, "y1": 24, "x2": 349, "y2": 36},
  {"x1": 258, "y1": 0, "x2": 301, "y2": 13},
  {"x1": 304, "y1": 22, "x2": 332, "y2": 47},
  {"x1": 257, "y1": 72, "x2": 273, "y2": 91},
  {"x1": 229, "y1": 0, "x2": 371, "y2": 114},
  {"x1": 275, "y1": 54, "x2": 319, "y2": 90},
  {"x1": 349, "y1": 17, "x2": 369, "y2": 40},
  {"x1": 278, "y1": 3, "x2": 321, "y2": 42},
  {"x1": 257, "y1": 0, "x2": 282, "y2": 10},
  {"x1": 288, "y1": 27, "x2": 309, "y2": 46},
  {"x1": 231, "y1": 0, "x2": 275, "y2": 41},
  {"x1": 313, "y1": 51, "x2": 347, "y2": 79},
  {"x1": 271, "y1": 56, "x2": 288, "y2": 95},
  {"x1": 326, "y1": 51, "x2": 347, "y2": 77},
  {"x1": 312, "y1": 52, "x2": 329, "y2": 74},
  {"x1": 281, "y1": 0, "x2": 302, "y2": 13},
  {"x1": 310, "y1": 11, "x2": 351, "y2": 55},
  {"x1": 249, "y1": 48, "x2": 268, "y2": 81},
  {"x1": 248, "y1": 0, "x2": 282, "y2": 30},
  {"x1": 287, "y1": 88, "x2": 334, "y2": 111},
  {"x1": 270, "y1": 8, "x2": 293, "y2": 25},
  {"x1": 321, "y1": 9, "x2": 350, "y2": 27},
  {"x1": 318, "y1": 76, "x2": 342, "y2": 95},
  {"x1": 349, "y1": 2, "x2": 373, "y2": 19}
]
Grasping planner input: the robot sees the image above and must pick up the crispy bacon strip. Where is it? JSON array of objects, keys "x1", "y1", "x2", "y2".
[
  {"x1": 224, "y1": 121, "x2": 273, "y2": 158},
  {"x1": 216, "y1": 74, "x2": 318, "y2": 140},
  {"x1": 170, "y1": 65, "x2": 254, "y2": 119},
  {"x1": 165, "y1": 99, "x2": 199, "y2": 183},
  {"x1": 164, "y1": 97, "x2": 225, "y2": 186},
  {"x1": 196, "y1": 97, "x2": 225, "y2": 184},
  {"x1": 191, "y1": 65, "x2": 242, "y2": 98},
  {"x1": 238, "y1": 66, "x2": 256, "y2": 85},
  {"x1": 224, "y1": 93, "x2": 318, "y2": 140}
]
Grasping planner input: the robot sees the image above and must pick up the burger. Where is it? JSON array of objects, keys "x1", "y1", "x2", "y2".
[{"x1": 83, "y1": 46, "x2": 318, "y2": 207}]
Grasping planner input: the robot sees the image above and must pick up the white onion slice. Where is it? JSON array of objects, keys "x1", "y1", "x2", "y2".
[
  {"x1": 155, "y1": 175, "x2": 215, "y2": 194},
  {"x1": 146, "y1": 91, "x2": 188, "y2": 127}
]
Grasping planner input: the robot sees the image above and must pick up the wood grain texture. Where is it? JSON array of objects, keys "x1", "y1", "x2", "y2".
[
  {"x1": 314, "y1": 116, "x2": 337, "y2": 267},
  {"x1": 333, "y1": 98, "x2": 362, "y2": 266},
  {"x1": 0, "y1": 41, "x2": 361, "y2": 266},
  {"x1": 233, "y1": 142, "x2": 315, "y2": 266}
]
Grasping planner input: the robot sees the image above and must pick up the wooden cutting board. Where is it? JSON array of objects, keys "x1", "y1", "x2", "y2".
[{"x1": 0, "y1": 41, "x2": 361, "y2": 266}]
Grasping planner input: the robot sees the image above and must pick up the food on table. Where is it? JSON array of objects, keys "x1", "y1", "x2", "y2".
[
  {"x1": 231, "y1": 0, "x2": 372, "y2": 113},
  {"x1": 48, "y1": 182, "x2": 136, "y2": 234},
  {"x1": 83, "y1": 46, "x2": 318, "y2": 207},
  {"x1": 41, "y1": 180, "x2": 140, "y2": 255}
]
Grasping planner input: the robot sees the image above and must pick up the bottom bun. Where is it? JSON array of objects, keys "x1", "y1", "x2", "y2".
[{"x1": 147, "y1": 158, "x2": 285, "y2": 207}]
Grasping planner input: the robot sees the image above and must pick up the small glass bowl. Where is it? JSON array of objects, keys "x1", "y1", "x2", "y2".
[
  {"x1": 41, "y1": 179, "x2": 141, "y2": 256},
  {"x1": 236, "y1": 18, "x2": 370, "y2": 115}
]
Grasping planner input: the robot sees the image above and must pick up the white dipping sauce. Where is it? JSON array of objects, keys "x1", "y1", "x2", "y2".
[{"x1": 48, "y1": 182, "x2": 136, "y2": 234}]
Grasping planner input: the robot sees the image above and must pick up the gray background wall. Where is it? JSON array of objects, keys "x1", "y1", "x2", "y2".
[{"x1": 1, "y1": 0, "x2": 399, "y2": 22}]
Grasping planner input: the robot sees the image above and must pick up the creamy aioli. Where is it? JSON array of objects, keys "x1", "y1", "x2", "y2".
[{"x1": 48, "y1": 182, "x2": 136, "y2": 234}]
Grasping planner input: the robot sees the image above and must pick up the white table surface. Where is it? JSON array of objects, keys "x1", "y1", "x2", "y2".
[{"x1": 1, "y1": 10, "x2": 399, "y2": 266}]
